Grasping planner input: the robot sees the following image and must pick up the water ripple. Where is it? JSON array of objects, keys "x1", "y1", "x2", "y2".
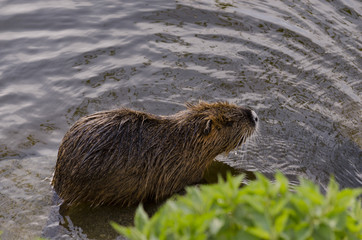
[{"x1": 0, "y1": 0, "x2": 361, "y2": 238}]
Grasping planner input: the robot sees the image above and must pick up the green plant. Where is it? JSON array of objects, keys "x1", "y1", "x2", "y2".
[{"x1": 111, "y1": 173, "x2": 362, "y2": 240}]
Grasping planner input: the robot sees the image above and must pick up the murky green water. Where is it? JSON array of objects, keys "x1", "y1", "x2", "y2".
[{"x1": 0, "y1": 0, "x2": 361, "y2": 239}]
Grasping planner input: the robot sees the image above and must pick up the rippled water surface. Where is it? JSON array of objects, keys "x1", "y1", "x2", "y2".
[{"x1": 0, "y1": 0, "x2": 361, "y2": 239}]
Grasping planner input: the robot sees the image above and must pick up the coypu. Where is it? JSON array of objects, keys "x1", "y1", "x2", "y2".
[{"x1": 52, "y1": 101, "x2": 258, "y2": 207}]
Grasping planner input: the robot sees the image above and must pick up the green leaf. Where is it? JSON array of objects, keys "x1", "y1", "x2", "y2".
[
  {"x1": 249, "y1": 211, "x2": 272, "y2": 234},
  {"x1": 235, "y1": 230, "x2": 260, "y2": 240},
  {"x1": 327, "y1": 212, "x2": 347, "y2": 230},
  {"x1": 243, "y1": 195, "x2": 265, "y2": 213},
  {"x1": 110, "y1": 173, "x2": 362, "y2": 240},
  {"x1": 209, "y1": 218, "x2": 224, "y2": 235},
  {"x1": 245, "y1": 226, "x2": 270, "y2": 239},
  {"x1": 326, "y1": 176, "x2": 339, "y2": 200},
  {"x1": 270, "y1": 198, "x2": 289, "y2": 217},
  {"x1": 275, "y1": 210, "x2": 290, "y2": 234},
  {"x1": 346, "y1": 215, "x2": 362, "y2": 232},
  {"x1": 225, "y1": 172, "x2": 244, "y2": 189},
  {"x1": 312, "y1": 223, "x2": 333, "y2": 240},
  {"x1": 293, "y1": 222, "x2": 313, "y2": 240},
  {"x1": 275, "y1": 171, "x2": 289, "y2": 195},
  {"x1": 297, "y1": 180, "x2": 324, "y2": 205},
  {"x1": 134, "y1": 205, "x2": 149, "y2": 231},
  {"x1": 110, "y1": 221, "x2": 147, "y2": 240},
  {"x1": 290, "y1": 195, "x2": 310, "y2": 214}
]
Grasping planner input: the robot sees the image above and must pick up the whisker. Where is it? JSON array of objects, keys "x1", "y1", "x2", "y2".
[{"x1": 242, "y1": 140, "x2": 248, "y2": 162}]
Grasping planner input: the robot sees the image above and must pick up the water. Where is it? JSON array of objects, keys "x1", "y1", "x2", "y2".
[{"x1": 0, "y1": 0, "x2": 361, "y2": 239}]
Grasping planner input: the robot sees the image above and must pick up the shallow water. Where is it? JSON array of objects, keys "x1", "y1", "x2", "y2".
[{"x1": 0, "y1": 0, "x2": 361, "y2": 239}]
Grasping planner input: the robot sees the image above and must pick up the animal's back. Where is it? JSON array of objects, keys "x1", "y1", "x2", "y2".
[{"x1": 52, "y1": 109, "x2": 201, "y2": 206}]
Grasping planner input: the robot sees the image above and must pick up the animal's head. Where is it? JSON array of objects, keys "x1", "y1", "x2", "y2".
[{"x1": 184, "y1": 101, "x2": 258, "y2": 153}]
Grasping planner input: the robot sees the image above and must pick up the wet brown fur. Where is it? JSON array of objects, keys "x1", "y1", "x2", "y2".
[{"x1": 52, "y1": 101, "x2": 258, "y2": 207}]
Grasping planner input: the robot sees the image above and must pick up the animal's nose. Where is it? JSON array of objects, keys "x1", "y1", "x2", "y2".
[{"x1": 251, "y1": 110, "x2": 258, "y2": 124}]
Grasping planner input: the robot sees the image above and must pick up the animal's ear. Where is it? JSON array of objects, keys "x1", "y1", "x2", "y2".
[{"x1": 203, "y1": 119, "x2": 212, "y2": 135}]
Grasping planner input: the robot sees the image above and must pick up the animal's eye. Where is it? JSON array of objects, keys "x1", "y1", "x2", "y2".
[{"x1": 226, "y1": 121, "x2": 233, "y2": 127}]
